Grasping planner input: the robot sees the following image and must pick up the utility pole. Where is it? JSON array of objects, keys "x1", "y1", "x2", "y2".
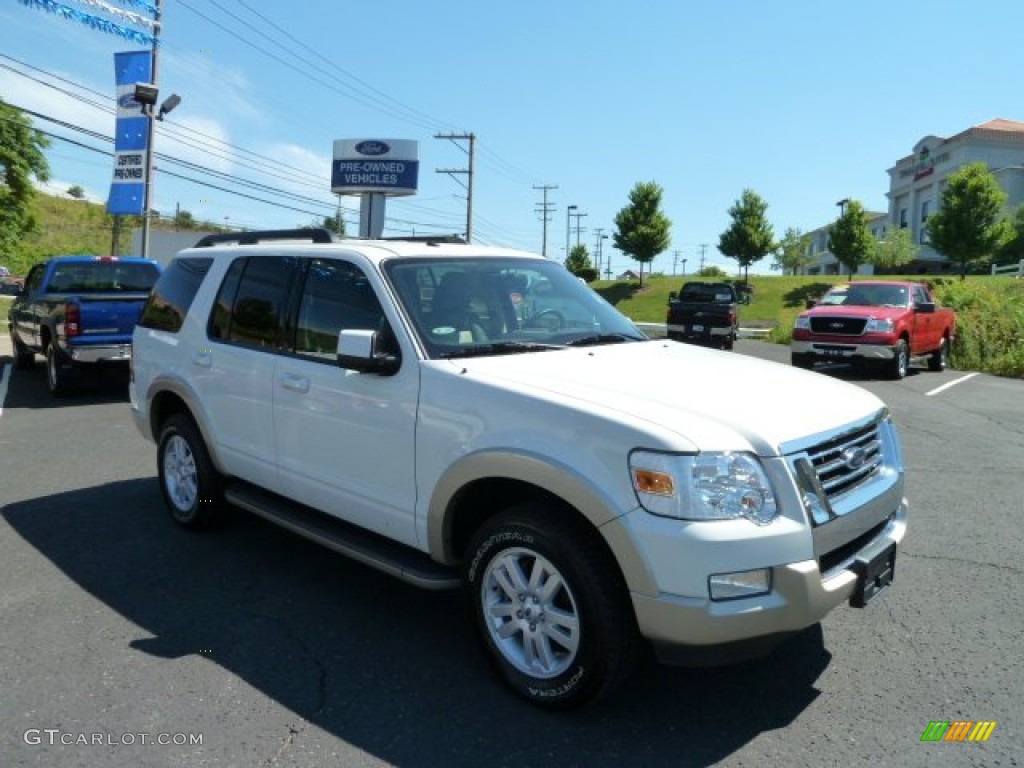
[
  {"x1": 434, "y1": 132, "x2": 476, "y2": 242},
  {"x1": 672, "y1": 250, "x2": 680, "y2": 275},
  {"x1": 533, "y1": 184, "x2": 558, "y2": 258},
  {"x1": 569, "y1": 209, "x2": 588, "y2": 248},
  {"x1": 699, "y1": 244, "x2": 708, "y2": 273}
]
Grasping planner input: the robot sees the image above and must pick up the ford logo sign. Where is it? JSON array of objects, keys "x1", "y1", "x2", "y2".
[
  {"x1": 355, "y1": 141, "x2": 390, "y2": 156},
  {"x1": 841, "y1": 446, "x2": 868, "y2": 471},
  {"x1": 830, "y1": 322, "x2": 844, "y2": 329},
  {"x1": 117, "y1": 93, "x2": 140, "y2": 109}
]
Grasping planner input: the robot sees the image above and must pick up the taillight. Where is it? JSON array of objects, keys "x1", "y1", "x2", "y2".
[
  {"x1": 65, "y1": 301, "x2": 81, "y2": 338},
  {"x1": 728, "y1": 310, "x2": 737, "y2": 324}
]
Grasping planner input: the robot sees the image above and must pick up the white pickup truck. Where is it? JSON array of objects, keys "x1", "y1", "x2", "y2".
[{"x1": 130, "y1": 229, "x2": 908, "y2": 709}]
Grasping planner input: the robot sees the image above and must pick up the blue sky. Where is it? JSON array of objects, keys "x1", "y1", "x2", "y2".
[{"x1": 2, "y1": 0, "x2": 1022, "y2": 276}]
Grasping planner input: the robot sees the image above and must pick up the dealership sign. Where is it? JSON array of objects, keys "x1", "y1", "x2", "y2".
[
  {"x1": 331, "y1": 139, "x2": 419, "y2": 195},
  {"x1": 106, "y1": 50, "x2": 151, "y2": 216}
]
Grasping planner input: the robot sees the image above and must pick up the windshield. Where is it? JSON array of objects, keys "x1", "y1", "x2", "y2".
[
  {"x1": 383, "y1": 257, "x2": 646, "y2": 358},
  {"x1": 822, "y1": 284, "x2": 909, "y2": 308}
]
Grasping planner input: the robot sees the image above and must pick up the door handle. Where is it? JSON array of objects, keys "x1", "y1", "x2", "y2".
[
  {"x1": 192, "y1": 352, "x2": 212, "y2": 368},
  {"x1": 280, "y1": 373, "x2": 310, "y2": 393}
]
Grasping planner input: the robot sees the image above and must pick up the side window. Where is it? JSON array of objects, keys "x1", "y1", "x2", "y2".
[
  {"x1": 139, "y1": 257, "x2": 212, "y2": 333},
  {"x1": 914, "y1": 286, "x2": 929, "y2": 305},
  {"x1": 209, "y1": 258, "x2": 246, "y2": 340},
  {"x1": 209, "y1": 256, "x2": 297, "y2": 349},
  {"x1": 295, "y1": 259, "x2": 385, "y2": 360},
  {"x1": 25, "y1": 265, "x2": 45, "y2": 293}
]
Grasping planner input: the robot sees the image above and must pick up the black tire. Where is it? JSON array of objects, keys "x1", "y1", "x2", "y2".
[
  {"x1": 12, "y1": 335, "x2": 35, "y2": 370},
  {"x1": 928, "y1": 337, "x2": 948, "y2": 372},
  {"x1": 721, "y1": 336, "x2": 735, "y2": 351},
  {"x1": 46, "y1": 341, "x2": 76, "y2": 395},
  {"x1": 791, "y1": 352, "x2": 813, "y2": 369},
  {"x1": 887, "y1": 339, "x2": 909, "y2": 380},
  {"x1": 464, "y1": 505, "x2": 639, "y2": 710},
  {"x1": 156, "y1": 413, "x2": 224, "y2": 529}
]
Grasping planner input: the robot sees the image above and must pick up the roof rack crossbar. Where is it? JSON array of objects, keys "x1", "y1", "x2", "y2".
[{"x1": 193, "y1": 228, "x2": 337, "y2": 248}]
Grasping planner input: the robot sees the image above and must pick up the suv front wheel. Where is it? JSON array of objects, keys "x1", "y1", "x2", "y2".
[
  {"x1": 157, "y1": 413, "x2": 224, "y2": 528},
  {"x1": 464, "y1": 505, "x2": 638, "y2": 709}
]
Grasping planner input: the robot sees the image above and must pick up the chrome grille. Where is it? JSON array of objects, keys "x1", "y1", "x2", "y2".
[
  {"x1": 807, "y1": 421, "x2": 882, "y2": 501},
  {"x1": 809, "y1": 316, "x2": 867, "y2": 335}
]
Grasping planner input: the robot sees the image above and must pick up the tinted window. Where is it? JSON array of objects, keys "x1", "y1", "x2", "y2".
[
  {"x1": 138, "y1": 257, "x2": 213, "y2": 333},
  {"x1": 26, "y1": 265, "x2": 46, "y2": 293},
  {"x1": 209, "y1": 258, "x2": 246, "y2": 341},
  {"x1": 218, "y1": 257, "x2": 297, "y2": 349},
  {"x1": 295, "y1": 259, "x2": 385, "y2": 360},
  {"x1": 47, "y1": 261, "x2": 160, "y2": 293}
]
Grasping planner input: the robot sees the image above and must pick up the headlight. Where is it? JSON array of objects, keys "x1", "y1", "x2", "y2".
[
  {"x1": 864, "y1": 317, "x2": 894, "y2": 333},
  {"x1": 630, "y1": 450, "x2": 778, "y2": 525},
  {"x1": 793, "y1": 316, "x2": 810, "y2": 330}
]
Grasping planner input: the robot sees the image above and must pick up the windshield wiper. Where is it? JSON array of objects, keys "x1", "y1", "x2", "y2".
[
  {"x1": 563, "y1": 333, "x2": 645, "y2": 347},
  {"x1": 438, "y1": 341, "x2": 562, "y2": 359}
]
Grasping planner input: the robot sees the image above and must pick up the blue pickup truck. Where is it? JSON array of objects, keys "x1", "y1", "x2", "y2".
[{"x1": 8, "y1": 255, "x2": 161, "y2": 394}]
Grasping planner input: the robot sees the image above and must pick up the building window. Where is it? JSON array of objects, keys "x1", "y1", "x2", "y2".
[
  {"x1": 920, "y1": 201, "x2": 931, "y2": 244},
  {"x1": 899, "y1": 208, "x2": 908, "y2": 229}
]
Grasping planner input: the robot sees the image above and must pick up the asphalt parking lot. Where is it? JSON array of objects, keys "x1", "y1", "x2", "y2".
[{"x1": 1, "y1": 335, "x2": 1022, "y2": 767}]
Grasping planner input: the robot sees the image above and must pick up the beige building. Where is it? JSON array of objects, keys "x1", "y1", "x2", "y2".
[{"x1": 807, "y1": 118, "x2": 1024, "y2": 275}]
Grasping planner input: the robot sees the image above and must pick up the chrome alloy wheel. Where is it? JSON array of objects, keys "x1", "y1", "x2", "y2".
[
  {"x1": 162, "y1": 434, "x2": 198, "y2": 512},
  {"x1": 480, "y1": 547, "x2": 581, "y2": 678}
]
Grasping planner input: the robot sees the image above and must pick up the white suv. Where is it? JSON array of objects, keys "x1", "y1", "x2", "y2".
[{"x1": 131, "y1": 230, "x2": 908, "y2": 709}]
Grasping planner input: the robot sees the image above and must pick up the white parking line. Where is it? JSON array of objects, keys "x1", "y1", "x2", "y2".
[{"x1": 926, "y1": 372, "x2": 979, "y2": 396}]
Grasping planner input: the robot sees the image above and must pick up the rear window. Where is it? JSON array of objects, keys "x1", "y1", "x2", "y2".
[
  {"x1": 138, "y1": 258, "x2": 213, "y2": 333},
  {"x1": 48, "y1": 261, "x2": 161, "y2": 293}
]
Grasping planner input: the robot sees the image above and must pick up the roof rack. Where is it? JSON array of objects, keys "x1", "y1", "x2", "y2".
[
  {"x1": 193, "y1": 228, "x2": 338, "y2": 247},
  {"x1": 377, "y1": 234, "x2": 467, "y2": 244}
]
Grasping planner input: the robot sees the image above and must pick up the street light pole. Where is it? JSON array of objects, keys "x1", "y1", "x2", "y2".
[{"x1": 140, "y1": 0, "x2": 163, "y2": 259}]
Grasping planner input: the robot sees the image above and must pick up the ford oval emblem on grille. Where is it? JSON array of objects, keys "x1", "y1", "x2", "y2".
[
  {"x1": 355, "y1": 141, "x2": 390, "y2": 156},
  {"x1": 830, "y1": 322, "x2": 844, "y2": 329},
  {"x1": 841, "y1": 446, "x2": 868, "y2": 471}
]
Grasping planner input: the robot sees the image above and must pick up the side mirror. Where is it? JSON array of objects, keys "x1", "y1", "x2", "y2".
[
  {"x1": 336, "y1": 328, "x2": 401, "y2": 375},
  {"x1": 668, "y1": 291, "x2": 677, "y2": 303},
  {"x1": 914, "y1": 301, "x2": 936, "y2": 314}
]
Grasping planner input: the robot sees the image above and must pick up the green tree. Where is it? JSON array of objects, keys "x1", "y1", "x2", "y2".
[
  {"x1": 0, "y1": 99, "x2": 51, "y2": 259},
  {"x1": 994, "y1": 204, "x2": 1024, "y2": 265},
  {"x1": 174, "y1": 209, "x2": 196, "y2": 229},
  {"x1": 718, "y1": 189, "x2": 774, "y2": 283},
  {"x1": 322, "y1": 213, "x2": 345, "y2": 236},
  {"x1": 696, "y1": 265, "x2": 728, "y2": 278},
  {"x1": 869, "y1": 226, "x2": 918, "y2": 272},
  {"x1": 613, "y1": 181, "x2": 671, "y2": 287},
  {"x1": 772, "y1": 227, "x2": 813, "y2": 274},
  {"x1": 828, "y1": 199, "x2": 874, "y2": 278},
  {"x1": 66, "y1": 184, "x2": 85, "y2": 199},
  {"x1": 565, "y1": 243, "x2": 592, "y2": 273},
  {"x1": 927, "y1": 162, "x2": 1013, "y2": 279}
]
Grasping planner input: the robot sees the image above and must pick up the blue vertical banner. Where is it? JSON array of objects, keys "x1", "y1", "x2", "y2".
[{"x1": 106, "y1": 50, "x2": 151, "y2": 216}]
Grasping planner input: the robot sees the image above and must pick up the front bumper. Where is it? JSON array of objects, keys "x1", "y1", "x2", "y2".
[
  {"x1": 67, "y1": 343, "x2": 132, "y2": 363},
  {"x1": 791, "y1": 339, "x2": 898, "y2": 361},
  {"x1": 621, "y1": 496, "x2": 908, "y2": 666}
]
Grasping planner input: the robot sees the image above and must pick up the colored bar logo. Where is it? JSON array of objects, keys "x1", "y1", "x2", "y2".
[{"x1": 920, "y1": 721, "x2": 996, "y2": 742}]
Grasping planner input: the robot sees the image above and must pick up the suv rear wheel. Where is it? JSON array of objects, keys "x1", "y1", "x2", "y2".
[
  {"x1": 464, "y1": 505, "x2": 638, "y2": 709},
  {"x1": 157, "y1": 413, "x2": 224, "y2": 528}
]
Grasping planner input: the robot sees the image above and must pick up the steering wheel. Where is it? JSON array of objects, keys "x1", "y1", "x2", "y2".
[{"x1": 535, "y1": 309, "x2": 565, "y2": 331}]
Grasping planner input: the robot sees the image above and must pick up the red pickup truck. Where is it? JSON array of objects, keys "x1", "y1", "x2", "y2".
[{"x1": 791, "y1": 281, "x2": 956, "y2": 379}]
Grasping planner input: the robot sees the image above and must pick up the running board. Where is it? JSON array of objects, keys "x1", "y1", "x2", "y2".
[{"x1": 224, "y1": 483, "x2": 460, "y2": 590}]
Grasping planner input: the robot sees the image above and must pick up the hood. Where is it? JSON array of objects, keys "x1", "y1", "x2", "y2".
[
  {"x1": 445, "y1": 341, "x2": 885, "y2": 456},
  {"x1": 801, "y1": 305, "x2": 906, "y2": 320}
]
